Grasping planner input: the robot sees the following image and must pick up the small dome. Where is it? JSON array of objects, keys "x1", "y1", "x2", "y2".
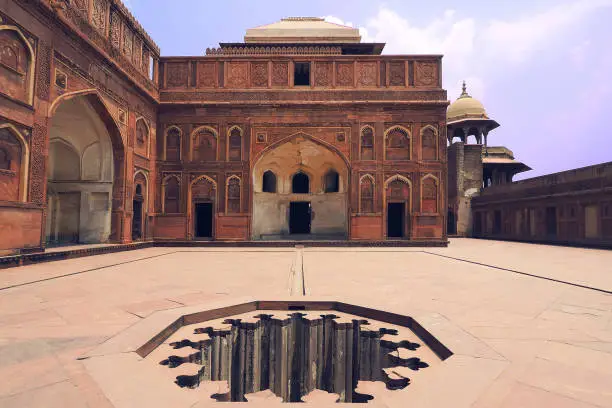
[{"x1": 447, "y1": 82, "x2": 489, "y2": 122}]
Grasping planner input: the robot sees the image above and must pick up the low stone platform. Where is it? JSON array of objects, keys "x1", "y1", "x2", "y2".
[{"x1": 0, "y1": 239, "x2": 448, "y2": 270}]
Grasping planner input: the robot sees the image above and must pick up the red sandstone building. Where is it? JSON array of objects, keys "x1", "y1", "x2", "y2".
[{"x1": 0, "y1": 2, "x2": 449, "y2": 254}]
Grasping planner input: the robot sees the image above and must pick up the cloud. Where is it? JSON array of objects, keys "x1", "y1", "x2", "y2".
[{"x1": 326, "y1": 1, "x2": 612, "y2": 101}]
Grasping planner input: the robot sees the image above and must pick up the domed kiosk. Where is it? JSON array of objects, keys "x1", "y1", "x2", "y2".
[{"x1": 447, "y1": 81, "x2": 499, "y2": 146}]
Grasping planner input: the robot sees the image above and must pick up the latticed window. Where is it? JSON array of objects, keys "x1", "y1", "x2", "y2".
[
  {"x1": 422, "y1": 178, "x2": 438, "y2": 213},
  {"x1": 227, "y1": 177, "x2": 241, "y2": 213},
  {"x1": 228, "y1": 127, "x2": 241, "y2": 161},
  {"x1": 166, "y1": 128, "x2": 181, "y2": 161},
  {"x1": 164, "y1": 177, "x2": 180, "y2": 214},
  {"x1": 421, "y1": 127, "x2": 437, "y2": 160},
  {"x1": 193, "y1": 129, "x2": 216, "y2": 162},
  {"x1": 386, "y1": 127, "x2": 410, "y2": 160},
  {"x1": 360, "y1": 177, "x2": 375, "y2": 213},
  {"x1": 361, "y1": 127, "x2": 374, "y2": 160}
]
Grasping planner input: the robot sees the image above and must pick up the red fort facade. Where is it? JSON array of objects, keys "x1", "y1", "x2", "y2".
[{"x1": 0, "y1": 2, "x2": 448, "y2": 254}]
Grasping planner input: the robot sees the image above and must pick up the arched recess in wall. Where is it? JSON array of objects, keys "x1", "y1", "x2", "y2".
[
  {"x1": 421, "y1": 125, "x2": 439, "y2": 161},
  {"x1": 0, "y1": 123, "x2": 30, "y2": 202},
  {"x1": 384, "y1": 125, "x2": 411, "y2": 161},
  {"x1": 132, "y1": 170, "x2": 148, "y2": 241},
  {"x1": 251, "y1": 132, "x2": 350, "y2": 240},
  {"x1": 135, "y1": 117, "x2": 150, "y2": 157},
  {"x1": 189, "y1": 175, "x2": 217, "y2": 239},
  {"x1": 0, "y1": 25, "x2": 36, "y2": 105},
  {"x1": 421, "y1": 174, "x2": 440, "y2": 214},
  {"x1": 262, "y1": 170, "x2": 277, "y2": 193},
  {"x1": 164, "y1": 126, "x2": 181, "y2": 161},
  {"x1": 384, "y1": 175, "x2": 412, "y2": 239},
  {"x1": 226, "y1": 175, "x2": 241, "y2": 214},
  {"x1": 324, "y1": 169, "x2": 339, "y2": 193},
  {"x1": 191, "y1": 126, "x2": 218, "y2": 162},
  {"x1": 359, "y1": 174, "x2": 375, "y2": 213},
  {"x1": 360, "y1": 125, "x2": 375, "y2": 160},
  {"x1": 46, "y1": 90, "x2": 125, "y2": 245},
  {"x1": 162, "y1": 174, "x2": 181, "y2": 214},
  {"x1": 227, "y1": 126, "x2": 242, "y2": 161}
]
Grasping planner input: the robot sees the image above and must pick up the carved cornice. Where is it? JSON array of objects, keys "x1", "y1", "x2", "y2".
[
  {"x1": 160, "y1": 90, "x2": 448, "y2": 105},
  {"x1": 206, "y1": 45, "x2": 342, "y2": 56}
]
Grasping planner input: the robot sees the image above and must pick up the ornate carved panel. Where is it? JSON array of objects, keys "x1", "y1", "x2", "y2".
[
  {"x1": 386, "y1": 127, "x2": 411, "y2": 161},
  {"x1": 109, "y1": 10, "x2": 121, "y2": 48},
  {"x1": 142, "y1": 48, "x2": 150, "y2": 74},
  {"x1": 421, "y1": 126, "x2": 437, "y2": 161},
  {"x1": 228, "y1": 127, "x2": 242, "y2": 161},
  {"x1": 133, "y1": 37, "x2": 142, "y2": 67},
  {"x1": 72, "y1": 0, "x2": 89, "y2": 17},
  {"x1": 0, "y1": 28, "x2": 32, "y2": 103},
  {"x1": 197, "y1": 62, "x2": 217, "y2": 88},
  {"x1": 0, "y1": 128, "x2": 22, "y2": 202},
  {"x1": 360, "y1": 176, "x2": 375, "y2": 213},
  {"x1": 226, "y1": 177, "x2": 241, "y2": 213},
  {"x1": 122, "y1": 26, "x2": 133, "y2": 59},
  {"x1": 389, "y1": 62, "x2": 405, "y2": 87},
  {"x1": 226, "y1": 62, "x2": 248, "y2": 88},
  {"x1": 421, "y1": 177, "x2": 438, "y2": 213},
  {"x1": 192, "y1": 129, "x2": 217, "y2": 162},
  {"x1": 166, "y1": 62, "x2": 188, "y2": 87},
  {"x1": 91, "y1": 0, "x2": 108, "y2": 33},
  {"x1": 314, "y1": 62, "x2": 332, "y2": 87},
  {"x1": 251, "y1": 62, "x2": 268, "y2": 87},
  {"x1": 271, "y1": 62, "x2": 288, "y2": 86},
  {"x1": 135, "y1": 119, "x2": 148, "y2": 156},
  {"x1": 360, "y1": 127, "x2": 374, "y2": 160},
  {"x1": 357, "y1": 62, "x2": 377, "y2": 87},
  {"x1": 164, "y1": 176, "x2": 180, "y2": 213},
  {"x1": 415, "y1": 61, "x2": 438, "y2": 87},
  {"x1": 336, "y1": 63, "x2": 354, "y2": 87},
  {"x1": 30, "y1": 119, "x2": 47, "y2": 205},
  {"x1": 192, "y1": 177, "x2": 216, "y2": 200}
]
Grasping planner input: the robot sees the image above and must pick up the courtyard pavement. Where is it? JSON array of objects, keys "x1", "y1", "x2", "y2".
[{"x1": 0, "y1": 239, "x2": 611, "y2": 407}]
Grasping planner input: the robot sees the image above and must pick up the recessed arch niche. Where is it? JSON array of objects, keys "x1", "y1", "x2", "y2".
[
  {"x1": 46, "y1": 92, "x2": 124, "y2": 245},
  {"x1": 251, "y1": 134, "x2": 349, "y2": 239}
]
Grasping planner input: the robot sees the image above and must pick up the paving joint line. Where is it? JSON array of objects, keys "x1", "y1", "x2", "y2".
[
  {"x1": 422, "y1": 251, "x2": 612, "y2": 295},
  {"x1": 0, "y1": 251, "x2": 178, "y2": 291}
]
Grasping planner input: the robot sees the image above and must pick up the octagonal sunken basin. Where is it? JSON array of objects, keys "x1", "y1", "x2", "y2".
[{"x1": 82, "y1": 298, "x2": 503, "y2": 407}]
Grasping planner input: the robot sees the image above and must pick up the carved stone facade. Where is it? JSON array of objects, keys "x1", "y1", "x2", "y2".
[{"x1": 0, "y1": 5, "x2": 448, "y2": 254}]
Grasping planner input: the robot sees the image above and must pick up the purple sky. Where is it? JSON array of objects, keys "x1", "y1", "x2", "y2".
[{"x1": 125, "y1": 0, "x2": 612, "y2": 179}]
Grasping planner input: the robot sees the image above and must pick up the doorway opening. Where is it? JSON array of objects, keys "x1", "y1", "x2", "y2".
[
  {"x1": 545, "y1": 207, "x2": 557, "y2": 237},
  {"x1": 195, "y1": 202, "x2": 213, "y2": 238},
  {"x1": 493, "y1": 210, "x2": 502, "y2": 234},
  {"x1": 447, "y1": 208, "x2": 457, "y2": 235},
  {"x1": 132, "y1": 199, "x2": 143, "y2": 240},
  {"x1": 290, "y1": 202, "x2": 311, "y2": 234},
  {"x1": 387, "y1": 202, "x2": 405, "y2": 238}
]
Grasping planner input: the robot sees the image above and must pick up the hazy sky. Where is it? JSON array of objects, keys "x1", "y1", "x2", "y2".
[{"x1": 125, "y1": 0, "x2": 612, "y2": 179}]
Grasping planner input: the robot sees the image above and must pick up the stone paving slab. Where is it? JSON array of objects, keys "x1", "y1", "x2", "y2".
[{"x1": 0, "y1": 239, "x2": 610, "y2": 407}]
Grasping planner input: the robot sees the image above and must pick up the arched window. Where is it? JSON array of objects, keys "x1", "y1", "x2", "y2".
[
  {"x1": 385, "y1": 126, "x2": 411, "y2": 160},
  {"x1": 0, "y1": 148, "x2": 10, "y2": 170},
  {"x1": 360, "y1": 126, "x2": 374, "y2": 160},
  {"x1": 228, "y1": 127, "x2": 242, "y2": 161},
  {"x1": 164, "y1": 177, "x2": 180, "y2": 214},
  {"x1": 421, "y1": 126, "x2": 438, "y2": 161},
  {"x1": 360, "y1": 176, "x2": 375, "y2": 213},
  {"x1": 421, "y1": 176, "x2": 438, "y2": 213},
  {"x1": 227, "y1": 177, "x2": 241, "y2": 214},
  {"x1": 192, "y1": 127, "x2": 217, "y2": 162},
  {"x1": 165, "y1": 127, "x2": 181, "y2": 161},
  {"x1": 324, "y1": 170, "x2": 339, "y2": 193},
  {"x1": 292, "y1": 172, "x2": 309, "y2": 194},
  {"x1": 262, "y1": 170, "x2": 277, "y2": 193}
]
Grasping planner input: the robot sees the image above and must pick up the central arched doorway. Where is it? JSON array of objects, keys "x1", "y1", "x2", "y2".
[
  {"x1": 46, "y1": 92, "x2": 124, "y2": 245},
  {"x1": 251, "y1": 133, "x2": 349, "y2": 240}
]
